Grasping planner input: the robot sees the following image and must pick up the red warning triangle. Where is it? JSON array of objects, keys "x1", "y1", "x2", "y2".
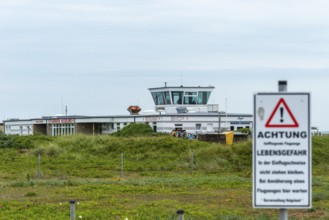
[{"x1": 265, "y1": 98, "x2": 299, "y2": 128}]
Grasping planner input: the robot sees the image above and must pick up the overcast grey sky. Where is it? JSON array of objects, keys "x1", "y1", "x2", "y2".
[{"x1": 1, "y1": 0, "x2": 329, "y2": 130}]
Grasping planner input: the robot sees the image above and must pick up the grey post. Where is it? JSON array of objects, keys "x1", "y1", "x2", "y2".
[
  {"x1": 176, "y1": 210, "x2": 184, "y2": 220},
  {"x1": 70, "y1": 200, "x2": 76, "y2": 220},
  {"x1": 218, "y1": 113, "x2": 221, "y2": 143},
  {"x1": 38, "y1": 152, "x2": 41, "y2": 179},
  {"x1": 278, "y1": 80, "x2": 287, "y2": 92},
  {"x1": 121, "y1": 152, "x2": 124, "y2": 178},
  {"x1": 278, "y1": 80, "x2": 288, "y2": 220}
]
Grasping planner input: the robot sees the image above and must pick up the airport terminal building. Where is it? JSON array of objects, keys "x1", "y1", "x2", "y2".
[{"x1": 3, "y1": 85, "x2": 253, "y2": 136}]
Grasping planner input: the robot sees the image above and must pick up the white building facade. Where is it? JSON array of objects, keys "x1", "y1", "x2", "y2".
[{"x1": 3, "y1": 85, "x2": 253, "y2": 136}]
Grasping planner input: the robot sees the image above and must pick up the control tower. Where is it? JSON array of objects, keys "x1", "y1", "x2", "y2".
[{"x1": 148, "y1": 85, "x2": 217, "y2": 114}]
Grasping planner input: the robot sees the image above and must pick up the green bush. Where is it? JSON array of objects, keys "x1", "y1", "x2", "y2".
[
  {"x1": 112, "y1": 123, "x2": 157, "y2": 137},
  {"x1": 0, "y1": 134, "x2": 53, "y2": 149}
]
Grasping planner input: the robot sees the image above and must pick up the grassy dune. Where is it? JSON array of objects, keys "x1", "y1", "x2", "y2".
[{"x1": 0, "y1": 125, "x2": 328, "y2": 219}]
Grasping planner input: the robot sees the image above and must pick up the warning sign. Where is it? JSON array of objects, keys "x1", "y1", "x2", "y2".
[
  {"x1": 265, "y1": 98, "x2": 299, "y2": 128},
  {"x1": 253, "y1": 93, "x2": 311, "y2": 209}
]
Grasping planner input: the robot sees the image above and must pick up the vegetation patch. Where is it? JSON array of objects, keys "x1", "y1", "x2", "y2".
[
  {"x1": 111, "y1": 123, "x2": 158, "y2": 137},
  {"x1": 0, "y1": 133, "x2": 328, "y2": 219},
  {"x1": 24, "y1": 192, "x2": 37, "y2": 197}
]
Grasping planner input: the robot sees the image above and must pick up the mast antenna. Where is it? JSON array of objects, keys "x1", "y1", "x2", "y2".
[{"x1": 181, "y1": 72, "x2": 183, "y2": 86}]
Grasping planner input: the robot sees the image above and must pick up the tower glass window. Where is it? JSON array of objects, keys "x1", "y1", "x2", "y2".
[
  {"x1": 151, "y1": 92, "x2": 165, "y2": 105},
  {"x1": 171, "y1": 91, "x2": 183, "y2": 104},
  {"x1": 183, "y1": 92, "x2": 197, "y2": 105},
  {"x1": 164, "y1": 92, "x2": 171, "y2": 104},
  {"x1": 149, "y1": 86, "x2": 214, "y2": 106},
  {"x1": 197, "y1": 91, "x2": 211, "y2": 104}
]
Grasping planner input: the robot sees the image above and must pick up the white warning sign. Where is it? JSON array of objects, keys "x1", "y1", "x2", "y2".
[{"x1": 253, "y1": 93, "x2": 311, "y2": 209}]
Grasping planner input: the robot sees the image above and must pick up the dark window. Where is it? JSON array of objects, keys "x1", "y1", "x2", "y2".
[
  {"x1": 172, "y1": 91, "x2": 183, "y2": 104},
  {"x1": 197, "y1": 91, "x2": 211, "y2": 104},
  {"x1": 183, "y1": 92, "x2": 197, "y2": 105},
  {"x1": 153, "y1": 122, "x2": 157, "y2": 132},
  {"x1": 175, "y1": 124, "x2": 183, "y2": 130},
  {"x1": 164, "y1": 92, "x2": 171, "y2": 104},
  {"x1": 151, "y1": 92, "x2": 165, "y2": 105}
]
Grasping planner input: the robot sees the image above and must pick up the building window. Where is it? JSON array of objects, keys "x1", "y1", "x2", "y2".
[
  {"x1": 172, "y1": 91, "x2": 183, "y2": 104},
  {"x1": 164, "y1": 91, "x2": 171, "y2": 104},
  {"x1": 51, "y1": 124, "x2": 75, "y2": 136},
  {"x1": 151, "y1": 92, "x2": 165, "y2": 105},
  {"x1": 117, "y1": 123, "x2": 121, "y2": 131},
  {"x1": 175, "y1": 124, "x2": 183, "y2": 130},
  {"x1": 198, "y1": 91, "x2": 211, "y2": 104},
  {"x1": 151, "y1": 92, "x2": 172, "y2": 105},
  {"x1": 183, "y1": 92, "x2": 197, "y2": 105},
  {"x1": 152, "y1": 122, "x2": 157, "y2": 132},
  {"x1": 196, "y1": 124, "x2": 201, "y2": 130}
]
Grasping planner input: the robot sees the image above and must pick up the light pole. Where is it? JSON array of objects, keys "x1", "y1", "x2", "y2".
[{"x1": 225, "y1": 98, "x2": 228, "y2": 130}]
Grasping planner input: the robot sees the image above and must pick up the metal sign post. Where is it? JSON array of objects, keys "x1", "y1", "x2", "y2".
[
  {"x1": 278, "y1": 81, "x2": 288, "y2": 220},
  {"x1": 70, "y1": 200, "x2": 76, "y2": 220},
  {"x1": 253, "y1": 81, "x2": 312, "y2": 220}
]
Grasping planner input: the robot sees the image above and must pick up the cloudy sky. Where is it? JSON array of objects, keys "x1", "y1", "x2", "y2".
[{"x1": 1, "y1": 0, "x2": 329, "y2": 130}]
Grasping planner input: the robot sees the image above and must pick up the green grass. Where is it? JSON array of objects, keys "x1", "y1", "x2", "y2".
[{"x1": 0, "y1": 130, "x2": 329, "y2": 219}]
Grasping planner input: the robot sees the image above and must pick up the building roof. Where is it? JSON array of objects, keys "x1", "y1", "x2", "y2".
[
  {"x1": 148, "y1": 85, "x2": 215, "y2": 90},
  {"x1": 3, "y1": 112, "x2": 253, "y2": 123}
]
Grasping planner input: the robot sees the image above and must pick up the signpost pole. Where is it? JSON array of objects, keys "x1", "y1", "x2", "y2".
[
  {"x1": 70, "y1": 200, "x2": 76, "y2": 220},
  {"x1": 278, "y1": 80, "x2": 288, "y2": 220},
  {"x1": 279, "y1": 209, "x2": 288, "y2": 220}
]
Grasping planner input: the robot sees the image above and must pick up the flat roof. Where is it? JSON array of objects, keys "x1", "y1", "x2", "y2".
[
  {"x1": 148, "y1": 85, "x2": 215, "y2": 90},
  {"x1": 3, "y1": 112, "x2": 253, "y2": 123}
]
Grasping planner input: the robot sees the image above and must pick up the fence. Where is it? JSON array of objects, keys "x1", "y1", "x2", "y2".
[
  {"x1": 0, "y1": 151, "x2": 244, "y2": 182},
  {"x1": 0, "y1": 149, "x2": 254, "y2": 219}
]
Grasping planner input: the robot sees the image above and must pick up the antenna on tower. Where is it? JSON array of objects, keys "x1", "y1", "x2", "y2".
[
  {"x1": 180, "y1": 72, "x2": 183, "y2": 86},
  {"x1": 61, "y1": 97, "x2": 64, "y2": 115}
]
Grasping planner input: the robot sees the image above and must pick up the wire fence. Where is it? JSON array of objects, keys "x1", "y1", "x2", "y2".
[
  {"x1": 0, "y1": 151, "x2": 243, "y2": 183},
  {"x1": 0, "y1": 150, "x2": 255, "y2": 219}
]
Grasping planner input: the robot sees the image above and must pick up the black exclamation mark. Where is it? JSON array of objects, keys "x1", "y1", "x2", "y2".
[{"x1": 280, "y1": 107, "x2": 284, "y2": 123}]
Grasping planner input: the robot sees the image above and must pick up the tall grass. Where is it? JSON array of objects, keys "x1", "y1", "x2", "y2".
[
  {"x1": 1, "y1": 129, "x2": 329, "y2": 219},
  {"x1": 1, "y1": 129, "x2": 328, "y2": 174}
]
